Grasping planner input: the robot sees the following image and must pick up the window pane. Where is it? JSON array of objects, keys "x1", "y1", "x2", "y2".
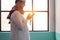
[
  {"x1": 24, "y1": 12, "x2": 32, "y2": 31},
  {"x1": 1, "y1": 12, "x2": 32, "y2": 31},
  {"x1": 1, "y1": 0, "x2": 15, "y2": 11},
  {"x1": 23, "y1": 0, "x2": 32, "y2": 11},
  {"x1": 1, "y1": 0, "x2": 32, "y2": 11},
  {"x1": 1, "y1": 12, "x2": 11, "y2": 31},
  {"x1": 33, "y1": 0, "x2": 47, "y2": 11},
  {"x1": 33, "y1": 12, "x2": 48, "y2": 31}
]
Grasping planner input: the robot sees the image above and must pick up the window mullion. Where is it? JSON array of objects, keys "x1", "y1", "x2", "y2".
[
  {"x1": 0, "y1": 0, "x2": 1, "y2": 31},
  {"x1": 32, "y1": 0, "x2": 34, "y2": 31}
]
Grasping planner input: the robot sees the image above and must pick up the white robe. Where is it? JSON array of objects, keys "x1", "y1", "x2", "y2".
[{"x1": 10, "y1": 11, "x2": 30, "y2": 40}]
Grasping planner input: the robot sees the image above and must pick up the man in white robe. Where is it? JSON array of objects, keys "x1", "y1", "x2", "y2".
[
  {"x1": 8, "y1": 0, "x2": 30, "y2": 40},
  {"x1": 10, "y1": 11, "x2": 30, "y2": 40}
]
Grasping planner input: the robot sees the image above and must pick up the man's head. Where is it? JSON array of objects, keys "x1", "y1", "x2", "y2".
[{"x1": 15, "y1": 0, "x2": 26, "y2": 8}]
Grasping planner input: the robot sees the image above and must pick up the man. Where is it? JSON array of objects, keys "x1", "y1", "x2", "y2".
[{"x1": 7, "y1": 0, "x2": 30, "y2": 40}]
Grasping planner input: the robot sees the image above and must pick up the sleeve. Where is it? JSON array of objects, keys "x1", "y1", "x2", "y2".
[{"x1": 10, "y1": 11, "x2": 24, "y2": 30}]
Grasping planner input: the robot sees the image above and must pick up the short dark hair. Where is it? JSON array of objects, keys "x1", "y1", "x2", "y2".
[{"x1": 15, "y1": 0, "x2": 19, "y2": 3}]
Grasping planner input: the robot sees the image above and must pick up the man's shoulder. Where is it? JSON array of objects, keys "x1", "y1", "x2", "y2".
[{"x1": 13, "y1": 10, "x2": 19, "y2": 14}]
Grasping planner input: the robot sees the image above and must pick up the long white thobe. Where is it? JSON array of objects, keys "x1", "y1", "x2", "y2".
[{"x1": 10, "y1": 10, "x2": 30, "y2": 40}]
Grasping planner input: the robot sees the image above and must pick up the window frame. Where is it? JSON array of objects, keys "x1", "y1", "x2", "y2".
[
  {"x1": 0, "y1": 0, "x2": 1, "y2": 31},
  {"x1": 0, "y1": 0, "x2": 49, "y2": 32}
]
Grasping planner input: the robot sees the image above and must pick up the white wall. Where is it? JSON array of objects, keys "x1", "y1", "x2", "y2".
[
  {"x1": 55, "y1": 0, "x2": 60, "y2": 40},
  {"x1": 56, "y1": 0, "x2": 60, "y2": 33},
  {"x1": 49, "y1": 0, "x2": 55, "y2": 32}
]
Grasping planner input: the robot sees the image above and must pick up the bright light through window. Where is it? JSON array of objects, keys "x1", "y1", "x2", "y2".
[
  {"x1": 1, "y1": 12, "x2": 32, "y2": 31},
  {"x1": 1, "y1": 0, "x2": 15, "y2": 11},
  {"x1": 1, "y1": 12, "x2": 11, "y2": 31},
  {"x1": 1, "y1": 0, "x2": 32, "y2": 11},
  {"x1": 24, "y1": 0, "x2": 32, "y2": 11},
  {"x1": 33, "y1": 0, "x2": 47, "y2": 11},
  {"x1": 1, "y1": 0, "x2": 48, "y2": 31},
  {"x1": 33, "y1": 12, "x2": 48, "y2": 31}
]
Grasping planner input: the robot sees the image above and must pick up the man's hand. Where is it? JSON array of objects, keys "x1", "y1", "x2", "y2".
[{"x1": 27, "y1": 13, "x2": 34, "y2": 20}]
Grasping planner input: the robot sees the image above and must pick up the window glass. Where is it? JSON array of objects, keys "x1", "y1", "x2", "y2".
[
  {"x1": 33, "y1": 0, "x2": 47, "y2": 11},
  {"x1": 1, "y1": 12, "x2": 10, "y2": 31},
  {"x1": 33, "y1": 12, "x2": 48, "y2": 31}
]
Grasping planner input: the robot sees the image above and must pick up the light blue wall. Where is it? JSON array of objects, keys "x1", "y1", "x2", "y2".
[
  {"x1": 56, "y1": 33, "x2": 60, "y2": 40},
  {"x1": 0, "y1": 32, "x2": 55, "y2": 40}
]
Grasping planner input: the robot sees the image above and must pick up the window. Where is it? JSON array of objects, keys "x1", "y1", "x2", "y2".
[{"x1": 0, "y1": 0, "x2": 49, "y2": 31}]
